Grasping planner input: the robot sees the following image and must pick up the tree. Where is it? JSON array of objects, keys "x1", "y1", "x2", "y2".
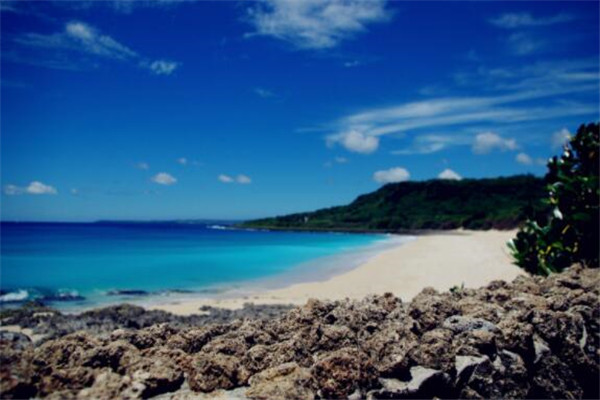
[{"x1": 509, "y1": 123, "x2": 599, "y2": 275}]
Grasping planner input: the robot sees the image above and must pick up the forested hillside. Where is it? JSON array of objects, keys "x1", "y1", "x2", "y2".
[{"x1": 242, "y1": 175, "x2": 546, "y2": 231}]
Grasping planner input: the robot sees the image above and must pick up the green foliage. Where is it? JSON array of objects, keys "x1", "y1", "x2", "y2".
[
  {"x1": 242, "y1": 175, "x2": 546, "y2": 231},
  {"x1": 509, "y1": 123, "x2": 599, "y2": 275}
]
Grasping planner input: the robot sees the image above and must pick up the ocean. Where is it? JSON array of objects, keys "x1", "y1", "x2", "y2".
[{"x1": 0, "y1": 222, "x2": 410, "y2": 310}]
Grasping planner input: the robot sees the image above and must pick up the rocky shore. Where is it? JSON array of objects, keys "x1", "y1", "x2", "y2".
[{"x1": 1, "y1": 265, "x2": 598, "y2": 399}]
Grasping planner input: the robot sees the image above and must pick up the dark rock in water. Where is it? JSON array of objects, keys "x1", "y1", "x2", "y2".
[
  {"x1": 40, "y1": 292, "x2": 85, "y2": 303},
  {"x1": 107, "y1": 290, "x2": 149, "y2": 296},
  {"x1": 0, "y1": 265, "x2": 598, "y2": 399}
]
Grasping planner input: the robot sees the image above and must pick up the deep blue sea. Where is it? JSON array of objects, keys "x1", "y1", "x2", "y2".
[{"x1": 0, "y1": 222, "x2": 407, "y2": 310}]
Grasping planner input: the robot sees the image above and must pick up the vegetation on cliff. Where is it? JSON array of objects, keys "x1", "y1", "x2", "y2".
[
  {"x1": 510, "y1": 123, "x2": 599, "y2": 275},
  {"x1": 242, "y1": 175, "x2": 546, "y2": 231}
]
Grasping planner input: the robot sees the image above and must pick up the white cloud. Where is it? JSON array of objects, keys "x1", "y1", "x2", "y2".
[
  {"x1": 551, "y1": 128, "x2": 571, "y2": 149},
  {"x1": 13, "y1": 21, "x2": 179, "y2": 74},
  {"x1": 151, "y1": 172, "x2": 177, "y2": 185},
  {"x1": 245, "y1": 0, "x2": 390, "y2": 50},
  {"x1": 490, "y1": 12, "x2": 574, "y2": 29},
  {"x1": 218, "y1": 174, "x2": 234, "y2": 183},
  {"x1": 236, "y1": 174, "x2": 252, "y2": 184},
  {"x1": 26, "y1": 181, "x2": 58, "y2": 195},
  {"x1": 4, "y1": 181, "x2": 58, "y2": 195},
  {"x1": 472, "y1": 132, "x2": 518, "y2": 154},
  {"x1": 135, "y1": 162, "x2": 150, "y2": 170},
  {"x1": 344, "y1": 60, "x2": 360, "y2": 68},
  {"x1": 254, "y1": 87, "x2": 276, "y2": 98},
  {"x1": 148, "y1": 60, "x2": 179, "y2": 75},
  {"x1": 177, "y1": 157, "x2": 188, "y2": 165},
  {"x1": 438, "y1": 169, "x2": 462, "y2": 180},
  {"x1": 373, "y1": 167, "x2": 410, "y2": 184},
  {"x1": 327, "y1": 130, "x2": 379, "y2": 154},
  {"x1": 70, "y1": 188, "x2": 79, "y2": 195},
  {"x1": 515, "y1": 152, "x2": 533, "y2": 165}
]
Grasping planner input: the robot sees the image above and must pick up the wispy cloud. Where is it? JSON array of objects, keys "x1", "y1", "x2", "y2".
[
  {"x1": 373, "y1": 167, "x2": 410, "y2": 184},
  {"x1": 490, "y1": 12, "x2": 575, "y2": 29},
  {"x1": 146, "y1": 60, "x2": 180, "y2": 76},
  {"x1": 151, "y1": 172, "x2": 177, "y2": 185},
  {"x1": 344, "y1": 60, "x2": 361, "y2": 68},
  {"x1": 244, "y1": 0, "x2": 390, "y2": 50},
  {"x1": 11, "y1": 21, "x2": 180, "y2": 74},
  {"x1": 392, "y1": 134, "x2": 471, "y2": 155},
  {"x1": 254, "y1": 87, "x2": 276, "y2": 98},
  {"x1": 506, "y1": 32, "x2": 545, "y2": 56},
  {"x1": 177, "y1": 157, "x2": 188, "y2": 165},
  {"x1": 218, "y1": 174, "x2": 252, "y2": 184},
  {"x1": 438, "y1": 169, "x2": 462, "y2": 180},
  {"x1": 4, "y1": 181, "x2": 58, "y2": 195},
  {"x1": 135, "y1": 162, "x2": 150, "y2": 170},
  {"x1": 323, "y1": 156, "x2": 349, "y2": 167},
  {"x1": 324, "y1": 58, "x2": 598, "y2": 154}
]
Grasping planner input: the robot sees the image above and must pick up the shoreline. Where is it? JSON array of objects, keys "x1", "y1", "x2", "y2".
[{"x1": 149, "y1": 229, "x2": 523, "y2": 315}]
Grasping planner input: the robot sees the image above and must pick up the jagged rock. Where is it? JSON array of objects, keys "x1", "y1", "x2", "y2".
[
  {"x1": 453, "y1": 330, "x2": 497, "y2": 359},
  {"x1": 408, "y1": 288, "x2": 458, "y2": 334},
  {"x1": 461, "y1": 349, "x2": 529, "y2": 399},
  {"x1": 454, "y1": 355, "x2": 489, "y2": 388},
  {"x1": 369, "y1": 366, "x2": 451, "y2": 399},
  {"x1": 312, "y1": 347, "x2": 376, "y2": 399},
  {"x1": 246, "y1": 362, "x2": 314, "y2": 400},
  {"x1": 167, "y1": 324, "x2": 232, "y2": 354},
  {"x1": 37, "y1": 367, "x2": 96, "y2": 397},
  {"x1": 533, "y1": 336, "x2": 551, "y2": 364},
  {"x1": 442, "y1": 315, "x2": 498, "y2": 334},
  {"x1": 1, "y1": 265, "x2": 598, "y2": 399},
  {"x1": 76, "y1": 370, "x2": 132, "y2": 399},
  {"x1": 529, "y1": 355, "x2": 583, "y2": 399},
  {"x1": 406, "y1": 328, "x2": 455, "y2": 372},
  {"x1": 81, "y1": 340, "x2": 138, "y2": 372},
  {"x1": 110, "y1": 329, "x2": 157, "y2": 350},
  {"x1": 188, "y1": 353, "x2": 246, "y2": 392},
  {"x1": 360, "y1": 318, "x2": 417, "y2": 377},
  {"x1": 201, "y1": 336, "x2": 249, "y2": 357},
  {"x1": 0, "y1": 330, "x2": 33, "y2": 351}
]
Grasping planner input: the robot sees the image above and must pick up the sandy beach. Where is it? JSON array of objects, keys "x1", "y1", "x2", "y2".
[{"x1": 150, "y1": 229, "x2": 523, "y2": 315}]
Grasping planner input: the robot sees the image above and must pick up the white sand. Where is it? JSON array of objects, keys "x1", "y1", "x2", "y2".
[{"x1": 150, "y1": 230, "x2": 523, "y2": 315}]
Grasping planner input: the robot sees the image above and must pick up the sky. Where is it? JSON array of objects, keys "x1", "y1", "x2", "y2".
[{"x1": 1, "y1": 0, "x2": 599, "y2": 222}]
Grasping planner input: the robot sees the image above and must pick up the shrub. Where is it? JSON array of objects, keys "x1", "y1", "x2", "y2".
[{"x1": 509, "y1": 123, "x2": 599, "y2": 275}]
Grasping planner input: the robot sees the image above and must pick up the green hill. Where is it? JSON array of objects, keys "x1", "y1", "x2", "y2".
[{"x1": 242, "y1": 175, "x2": 546, "y2": 232}]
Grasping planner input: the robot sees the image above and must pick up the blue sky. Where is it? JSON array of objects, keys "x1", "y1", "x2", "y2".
[{"x1": 1, "y1": 0, "x2": 599, "y2": 221}]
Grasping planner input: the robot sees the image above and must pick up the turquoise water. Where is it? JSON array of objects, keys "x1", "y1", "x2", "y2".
[{"x1": 0, "y1": 222, "x2": 396, "y2": 309}]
